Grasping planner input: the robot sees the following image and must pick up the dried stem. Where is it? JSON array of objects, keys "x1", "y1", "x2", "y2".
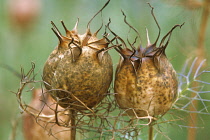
[
  {"x1": 87, "y1": 0, "x2": 110, "y2": 28},
  {"x1": 147, "y1": 3, "x2": 161, "y2": 45},
  {"x1": 70, "y1": 110, "x2": 76, "y2": 140},
  {"x1": 148, "y1": 123, "x2": 154, "y2": 140},
  {"x1": 187, "y1": 0, "x2": 210, "y2": 140},
  {"x1": 196, "y1": 0, "x2": 209, "y2": 60}
]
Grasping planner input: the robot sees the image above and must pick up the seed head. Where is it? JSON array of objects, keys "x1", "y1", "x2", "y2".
[
  {"x1": 114, "y1": 5, "x2": 184, "y2": 117},
  {"x1": 43, "y1": 0, "x2": 113, "y2": 110}
]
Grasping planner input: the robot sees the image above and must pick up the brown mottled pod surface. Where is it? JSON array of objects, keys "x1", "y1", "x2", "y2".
[
  {"x1": 43, "y1": 20, "x2": 113, "y2": 110},
  {"x1": 114, "y1": 9, "x2": 184, "y2": 117}
]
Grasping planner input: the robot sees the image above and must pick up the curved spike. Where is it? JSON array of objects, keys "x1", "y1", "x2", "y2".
[
  {"x1": 132, "y1": 36, "x2": 138, "y2": 46},
  {"x1": 86, "y1": 27, "x2": 91, "y2": 35},
  {"x1": 93, "y1": 11, "x2": 104, "y2": 37},
  {"x1": 51, "y1": 28, "x2": 62, "y2": 42},
  {"x1": 121, "y1": 10, "x2": 142, "y2": 44},
  {"x1": 87, "y1": 0, "x2": 110, "y2": 29},
  {"x1": 61, "y1": 20, "x2": 68, "y2": 32},
  {"x1": 159, "y1": 23, "x2": 185, "y2": 49},
  {"x1": 125, "y1": 21, "x2": 138, "y2": 51},
  {"x1": 93, "y1": 21, "x2": 103, "y2": 37},
  {"x1": 51, "y1": 21, "x2": 62, "y2": 35},
  {"x1": 97, "y1": 43, "x2": 120, "y2": 54},
  {"x1": 116, "y1": 36, "x2": 127, "y2": 49},
  {"x1": 106, "y1": 18, "x2": 117, "y2": 36},
  {"x1": 147, "y1": 3, "x2": 161, "y2": 45},
  {"x1": 61, "y1": 20, "x2": 72, "y2": 37},
  {"x1": 72, "y1": 18, "x2": 79, "y2": 34},
  {"x1": 127, "y1": 37, "x2": 132, "y2": 49},
  {"x1": 104, "y1": 18, "x2": 111, "y2": 36},
  {"x1": 51, "y1": 21, "x2": 63, "y2": 42},
  {"x1": 146, "y1": 28, "x2": 151, "y2": 46},
  {"x1": 127, "y1": 36, "x2": 137, "y2": 51},
  {"x1": 162, "y1": 33, "x2": 172, "y2": 54},
  {"x1": 106, "y1": 18, "x2": 127, "y2": 48}
]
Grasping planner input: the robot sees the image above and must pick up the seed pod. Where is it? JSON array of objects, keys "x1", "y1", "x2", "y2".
[
  {"x1": 23, "y1": 89, "x2": 71, "y2": 140},
  {"x1": 114, "y1": 6, "x2": 184, "y2": 117},
  {"x1": 43, "y1": 1, "x2": 113, "y2": 110}
]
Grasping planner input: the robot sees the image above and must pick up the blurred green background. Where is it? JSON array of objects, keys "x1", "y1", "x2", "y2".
[{"x1": 0, "y1": 0, "x2": 210, "y2": 139}]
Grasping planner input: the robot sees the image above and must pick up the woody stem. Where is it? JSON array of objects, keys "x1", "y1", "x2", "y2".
[
  {"x1": 148, "y1": 122, "x2": 153, "y2": 140},
  {"x1": 70, "y1": 110, "x2": 76, "y2": 140}
]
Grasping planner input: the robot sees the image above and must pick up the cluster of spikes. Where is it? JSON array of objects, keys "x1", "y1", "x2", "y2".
[
  {"x1": 50, "y1": 0, "x2": 112, "y2": 62},
  {"x1": 108, "y1": 4, "x2": 184, "y2": 72}
]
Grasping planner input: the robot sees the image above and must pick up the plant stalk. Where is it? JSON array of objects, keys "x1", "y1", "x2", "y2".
[
  {"x1": 187, "y1": 0, "x2": 210, "y2": 140},
  {"x1": 148, "y1": 122, "x2": 153, "y2": 140},
  {"x1": 70, "y1": 110, "x2": 76, "y2": 140}
]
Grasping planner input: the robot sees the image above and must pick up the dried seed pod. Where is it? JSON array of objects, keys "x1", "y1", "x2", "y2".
[
  {"x1": 43, "y1": 1, "x2": 113, "y2": 110},
  {"x1": 23, "y1": 89, "x2": 71, "y2": 140},
  {"x1": 114, "y1": 6, "x2": 184, "y2": 117}
]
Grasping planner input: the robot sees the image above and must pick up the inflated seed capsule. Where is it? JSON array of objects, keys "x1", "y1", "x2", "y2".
[
  {"x1": 43, "y1": 1, "x2": 113, "y2": 110},
  {"x1": 114, "y1": 5, "x2": 184, "y2": 117}
]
